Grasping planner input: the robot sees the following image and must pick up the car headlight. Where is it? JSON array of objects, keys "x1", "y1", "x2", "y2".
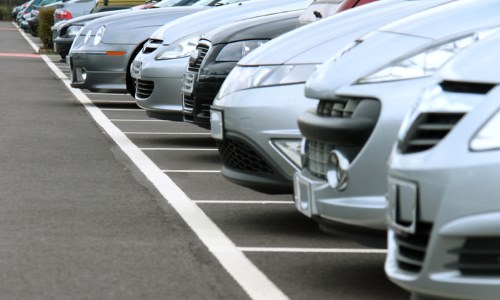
[
  {"x1": 272, "y1": 139, "x2": 302, "y2": 169},
  {"x1": 93, "y1": 26, "x2": 105, "y2": 46},
  {"x1": 470, "y1": 108, "x2": 500, "y2": 151},
  {"x1": 215, "y1": 40, "x2": 267, "y2": 62},
  {"x1": 357, "y1": 27, "x2": 500, "y2": 84},
  {"x1": 217, "y1": 64, "x2": 317, "y2": 99},
  {"x1": 155, "y1": 34, "x2": 200, "y2": 60},
  {"x1": 83, "y1": 29, "x2": 92, "y2": 44},
  {"x1": 66, "y1": 25, "x2": 82, "y2": 38}
]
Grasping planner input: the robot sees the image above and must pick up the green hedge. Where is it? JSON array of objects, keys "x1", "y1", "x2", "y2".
[
  {"x1": 0, "y1": 5, "x2": 13, "y2": 20},
  {"x1": 38, "y1": 7, "x2": 55, "y2": 49}
]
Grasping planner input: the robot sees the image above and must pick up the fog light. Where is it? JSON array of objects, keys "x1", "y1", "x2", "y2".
[
  {"x1": 81, "y1": 68, "x2": 87, "y2": 81},
  {"x1": 210, "y1": 109, "x2": 224, "y2": 140},
  {"x1": 272, "y1": 139, "x2": 302, "y2": 168},
  {"x1": 327, "y1": 150, "x2": 349, "y2": 191}
]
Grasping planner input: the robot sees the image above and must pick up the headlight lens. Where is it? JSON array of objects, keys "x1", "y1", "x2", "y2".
[
  {"x1": 272, "y1": 139, "x2": 302, "y2": 169},
  {"x1": 217, "y1": 64, "x2": 317, "y2": 99},
  {"x1": 358, "y1": 27, "x2": 500, "y2": 84},
  {"x1": 83, "y1": 29, "x2": 92, "y2": 44},
  {"x1": 215, "y1": 40, "x2": 267, "y2": 62},
  {"x1": 155, "y1": 34, "x2": 200, "y2": 60},
  {"x1": 470, "y1": 109, "x2": 500, "y2": 151},
  {"x1": 93, "y1": 26, "x2": 105, "y2": 46},
  {"x1": 66, "y1": 25, "x2": 82, "y2": 38}
]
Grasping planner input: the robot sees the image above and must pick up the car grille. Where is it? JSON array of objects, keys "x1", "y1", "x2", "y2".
[
  {"x1": 305, "y1": 139, "x2": 334, "y2": 179},
  {"x1": 395, "y1": 222, "x2": 433, "y2": 273},
  {"x1": 446, "y1": 237, "x2": 500, "y2": 276},
  {"x1": 187, "y1": 43, "x2": 210, "y2": 73},
  {"x1": 142, "y1": 39, "x2": 163, "y2": 54},
  {"x1": 317, "y1": 99, "x2": 360, "y2": 117},
  {"x1": 398, "y1": 113, "x2": 465, "y2": 154},
  {"x1": 135, "y1": 79, "x2": 154, "y2": 99},
  {"x1": 219, "y1": 138, "x2": 274, "y2": 174}
]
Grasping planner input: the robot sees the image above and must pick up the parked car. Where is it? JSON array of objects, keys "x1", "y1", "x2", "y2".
[
  {"x1": 180, "y1": 10, "x2": 309, "y2": 128},
  {"x1": 295, "y1": 0, "x2": 341, "y2": 27},
  {"x1": 52, "y1": 0, "x2": 196, "y2": 61},
  {"x1": 67, "y1": 3, "x2": 214, "y2": 93},
  {"x1": 294, "y1": 0, "x2": 500, "y2": 239},
  {"x1": 130, "y1": 0, "x2": 310, "y2": 117},
  {"x1": 53, "y1": 0, "x2": 100, "y2": 23},
  {"x1": 209, "y1": 0, "x2": 453, "y2": 194},
  {"x1": 386, "y1": 31, "x2": 500, "y2": 300},
  {"x1": 26, "y1": 0, "x2": 62, "y2": 37}
]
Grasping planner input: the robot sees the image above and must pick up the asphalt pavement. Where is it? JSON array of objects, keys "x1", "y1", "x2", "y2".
[{"x1": 0, "y1": 20, "x2": 410, "y2": 299}]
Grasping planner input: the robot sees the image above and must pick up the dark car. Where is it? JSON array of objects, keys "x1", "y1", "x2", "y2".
[{"x1": 181, "y1": 10, "x2": 303, "y2": 128}]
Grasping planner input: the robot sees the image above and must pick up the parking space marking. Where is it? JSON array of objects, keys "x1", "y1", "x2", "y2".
[
  {"x1": 110, "y1": 119, "x2": 168, "y2": 122},
  {"x1": 141, "y1": 147, "x2": 217, "y2": 151},
  {"x1": 0, "y1": 52, "x2": 40, "y2": 59},
  {"x1": 85, "y1": 92, "x2": 129, "y2": 96},
  {"x1": 22, "y1": 31, "x2": 288, "y2": 300},
  {"x1": 124, "y1": 132, "x2": 211, "y2": 135},
  {"x1": 162, "y1": 170, "x2": 221, "y2": 173},
  {"x1": 100, "y1": 108, "x2": 143, "y2": 111},
  {"x1": 238, "y1": 247, "x2": 387, "y2": 254},
  {"x1": 194, "y1": 200, "x2": 293, "y2": 204}
]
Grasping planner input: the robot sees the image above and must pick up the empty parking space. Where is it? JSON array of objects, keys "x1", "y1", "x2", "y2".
[{"x1": 13, "y1": 24, "x2": 409, "y2": 300}]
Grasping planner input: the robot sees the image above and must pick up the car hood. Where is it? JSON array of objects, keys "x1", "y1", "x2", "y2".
[
  {"x1": 439, "y1": 32, "x2": 500, "y2": 84},
  {"x1": 77, "y1": 6, "x2": 207, "y2": 45},
  {"x1": 150, "y1": 0, "x2": 311, "y2": 45},
  {"x1": 83, "y1": 6, "x2": 206, "y2": 32},
  {"x1": 66, "y1": 9, "x2": 129, "y2": 26},
  {"x1": 202, "y1": 10, "x2": 303, "y2": 45},
  {"x1": 305, "y1": 0, "x2": 500, "y2": 99},
  {"x1": 237, "y1": 0, "x2": 454, "y2": 66}
]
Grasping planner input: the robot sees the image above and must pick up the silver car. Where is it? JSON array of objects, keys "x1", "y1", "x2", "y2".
[
  {"x1": 386, "y1": 32, "x2": 500, "y2": 300},
  {"x1": 68, "y1": 4, "x2": 210, "y2": 94},
  {"x1": 130, "y1": 0, "x2": 311, "y2": 121},
  {"x1": 209, "y1": 0, "x2": 454, "y2": 194},
  {"x1": 294, "y1": 0, "x2": 500, "y2": 234}
]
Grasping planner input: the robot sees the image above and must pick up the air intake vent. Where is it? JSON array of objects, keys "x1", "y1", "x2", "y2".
[
  {"x1": 398, "y1": 113, "x2": 464, "y2": 154},
  {"x1": 447, "y1": 238, "x2": 500, "y2": 276},
  {"x1": 395, "y1": 222, "x2": 433, "y2": 273},
  {"x1": 219, "y1": 139, "x2": 274, "y2": 174},
  {"x1": 317, "y1": 99, "x2": 360, "y2": 117},
  {"x1": 135, "y1": 79, "x2": 154, "y2": 99},
  {"x1": 441, "y1": 80, "x2": 495, "y2": 95}
]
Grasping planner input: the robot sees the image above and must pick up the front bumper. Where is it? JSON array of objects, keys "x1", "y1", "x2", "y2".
[
  {"x1": 211, "y1": 83, "x2": 317, "y2": 194},
  {"x1": 54, "y1": 36, "x2": 74, "y2": 59},
  {"x1": 131, "y1": 53, "x2": 188, "y2": 121},
  {"x1": 294, "y1": 77, "x2": 437, "y2": 231},
  {"x1": 68, "y1": 43, "x2": 134, "y2": 93},
  {"x1": 386, "y1": 86, "x2": 500, "y2": 300}
]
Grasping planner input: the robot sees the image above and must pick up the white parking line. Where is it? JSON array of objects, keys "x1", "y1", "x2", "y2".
[
  {"x1": 20, "y1": 26, "x2": 289, "y2": 300},
  {"x1": 194, "y1": 200, "x2": 294, "y2": 204},
  {"x1": 238, "y1": 247, "x2": 387, "y2": 254},
  {"x1": 100, "y1": 108, "x2": 143, "y2": 111},
  {"x1": 163, "y1": 170, "x2": 221, "y2": 173},
  {"x1": 85, "y1": 92, "x2": 129, "y2": 96},
  {"x1": 110, "y1": 119, "x2": 168, "y2": 122},
  {"x1": 141, "y1": 147, "x2": 217, "y2": 151},
  {"x1": 125, "y1": 132, "x2": 211, "y2": 135}
]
